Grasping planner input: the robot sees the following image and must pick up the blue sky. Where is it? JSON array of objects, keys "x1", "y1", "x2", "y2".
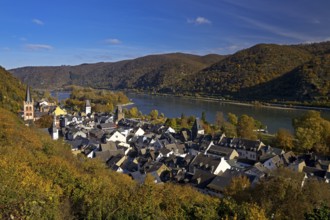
[{"x1": 1, "y1": 0, "x2": 330, "y2": 69}]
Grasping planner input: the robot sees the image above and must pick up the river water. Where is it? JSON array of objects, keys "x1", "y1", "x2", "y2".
[
  {"x1": 53, "y1": 91, "x2": 330, "y2": 134},
  {"x1": 127, "y1": 93, "x2": 330, "y2": 134}
]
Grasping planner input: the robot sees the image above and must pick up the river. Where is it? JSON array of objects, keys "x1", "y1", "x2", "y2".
[
  {"x1": 53, "y1": 91, "x2": 330, "y2": 134},
  {"x1": 127, "y1": 93, "x2": 330, "y2": 134}
]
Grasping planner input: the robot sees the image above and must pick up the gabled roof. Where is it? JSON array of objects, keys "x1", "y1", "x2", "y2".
[
  {"x1": 160, "y1": 147, "x2": 172, "y2": 156},
  {"x1": 207, "y1": 145, "x2": 237, "y2": 158},
  {"x1": 106, "y1": 154, "x2": 125, "y2": 169},
  {"x1": 303, "y1": 166, "x2": 326, "y2": 179},
  {"x1": 281, "y1": 151, "x2": 297, "y2": 165},
  {"x1": 190, "y1": 154, "x2": 221, "y2": 172},
  {"x1": 219, "y1": 137, "x2": 264, "y2": 151},
  {"x1": 142, "y1": 160, "x2": 168, "y2": 174},
  {"x1": 100, "y1": 141, "x2": 117, "y2": 152},
  {"x1": 120, "y1": 159, "x2": 138, "y2": 173},
  {"x1": 97, "y1": 122, "x2": 116, "y2": 130},
  {"x1": 191, "y1": 169, "x2": 216, "y2": 189},
  {"x1": 245, "y1": 162, "x2": 269, "y2": 177},
  {"x1": 207, "y1": 169, "x2": 244, "y2": 192},
  {"x1": 95, "y1": 150, "x2": 112, "y2": 163}
]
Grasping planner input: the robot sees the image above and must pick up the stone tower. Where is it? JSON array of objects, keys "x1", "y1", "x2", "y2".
[
  {"x1": 192, "y1": 117, "x2": 204, "y2": 140},
  {"x1": 85, "y1": 99, "x2": 91, "y2": 115},
  {"x1": 23, "y1": 86, "x2": 34, "y2": 121},
  {"x1": 114, "y1": 105, "x2": 124, "y2": 124}
]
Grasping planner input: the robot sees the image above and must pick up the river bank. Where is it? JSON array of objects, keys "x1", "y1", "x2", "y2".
[{"x1": 125, "y1": 90, "x2": 330, "y2": 113}]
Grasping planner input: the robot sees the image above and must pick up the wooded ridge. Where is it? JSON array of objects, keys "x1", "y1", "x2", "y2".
[{"x1": 9, "y1": 41, "x2": 330, "y2": 106}]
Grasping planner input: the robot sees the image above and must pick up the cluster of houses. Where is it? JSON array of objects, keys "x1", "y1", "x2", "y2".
[
  {"x1": 52, "y1": 103, "x2": 330, "y2": 197},
  {"x1": 22, "y1": 87, "x2": 330, "y2": 196}
]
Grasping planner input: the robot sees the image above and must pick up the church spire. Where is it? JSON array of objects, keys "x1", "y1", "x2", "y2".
[{"x1": 25, "y1": 86, "x2": 32, "y2": 103}]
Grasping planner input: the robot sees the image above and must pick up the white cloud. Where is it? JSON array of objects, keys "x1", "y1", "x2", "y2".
[
  {"x1": 311, "y1": 18, "x2": 320, "y2": 24},
  {"x1": 32, "y1": 18, "x2": 44, "y2": 25},
  {"x1": 237, "y1": 15, "x2": 313, "y2": 41},
  {"x1": 105, "y1": 38, "x2": 122, "y2": 45},
  {"x1": 2, "y1": 47, "x2": 11, "y2": 51},
  {"x1": 25, "y1": 44, "x2": 53, "y2": 51},
  {"x1": 188, "y1": 16, "x2": 211, "y2": 25}
]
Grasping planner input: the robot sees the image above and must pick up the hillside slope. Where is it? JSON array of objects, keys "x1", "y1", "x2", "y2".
[
  {"x1": 10, "y1": 53, "x2": 225, "y2": 91},
  {"x1": 178, "y1": 44, "x2": 312, "y2": 94},
  {"x1": 0, "y1": 66, "x2": 25, "y2": 112}
]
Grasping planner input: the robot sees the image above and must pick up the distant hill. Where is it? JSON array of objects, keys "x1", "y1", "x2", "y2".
[
  {"x1": 10, "y1": 53, "x2": 225, "y2": 91},
  {"x1": 9, "y1": 42, "x2": 330, "y2": 105},
  {"x1": 0, "y1": 66, "x2": 25, "y2": 112}
]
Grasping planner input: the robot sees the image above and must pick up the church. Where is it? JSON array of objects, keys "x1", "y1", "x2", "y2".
[{"x1": 23, "y1": 86, "x2": 34, "y2": 121}]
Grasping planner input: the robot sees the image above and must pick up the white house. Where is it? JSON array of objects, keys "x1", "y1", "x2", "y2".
[
  {"x1": 165, "y1": 127, "x2": 176, "y2": 134},
  {"x1": 189, "y1": 154, "x2": 231, "y2": 175},
  {"x1": 134, "y1": 127, "x2": 145, "y2": 137},
  {"x1": 214, "y1": 157, "x2": 231, "y2": 175},
  {"x1": 106, "y1": 131, "x2": 127, "y2": 143}
]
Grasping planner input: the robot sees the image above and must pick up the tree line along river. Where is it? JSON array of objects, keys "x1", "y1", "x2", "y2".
[{"x1": 54, "y1": 91, "x2": 330, "y2": 134}]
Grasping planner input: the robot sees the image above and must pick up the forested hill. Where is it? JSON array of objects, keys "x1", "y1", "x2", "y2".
[
  {"x1": 10, "y1": 53, "x2": 225, "y2": 91},
  {"x1": 10, "y1": 41, "x2": 330, "y2": 105},
  {"x1": 0, "y1": 66, "x2": 25, "y2": 112},
  {"x1": 177, "y1": 42, "x2": 330, "y2": 104}
]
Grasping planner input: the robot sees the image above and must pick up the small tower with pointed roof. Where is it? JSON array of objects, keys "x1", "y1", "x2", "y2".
[
  {"x1": 23, "y1": 86, "x2": 34, "y2": 121},
  {"x1": 52, "y1": 114, "x2": 59, "y2": 140}
]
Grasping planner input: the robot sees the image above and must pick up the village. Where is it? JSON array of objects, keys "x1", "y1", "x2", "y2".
[{"x1": 22, "y1": 87, "x2": 330, "y2": 197}]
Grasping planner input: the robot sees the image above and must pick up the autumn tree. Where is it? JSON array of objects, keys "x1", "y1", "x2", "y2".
[
  {"x1": 247, "y1": 168, "x2": 330, "y2": 220},
  {"x1": 222, "y1": 122, "x2": 237, "y2": 137},
  {"x1": 228, "y1": 112, "x2": 238, "y2": 125},
  {"x1": 215, "y1": 111, "x2": 225, "y2": 128},
  {"x1": 224, "y1": 175, "x2": 251, "y2": 201},
  {"x1": 201, "y1": 111, "x2": 207, "y2": 123},
  {"x1": 275, "y1": 128, "x2": 295, "y2": 150},
  {"x1": 35, "y1": 114, "x2": 53, "y2": 128},
  {"x1": 237, "y1": 114, "x2": 257, "y2": 140},
  {"x1": 165, "y1": 118, "x2": 177, "y2": 128},
  {"x1": 293, "y1": 111, "x2": 330, "y2": 154},
  {"x1": 149, "y1": 109, "x2": 159, "y2": 120},
  {"x1": 180, "y1": 115, "x2": 189, "y2": 128},
  {"x1": 128, "y1": 107, "x2": 139, "y2": 118}
]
